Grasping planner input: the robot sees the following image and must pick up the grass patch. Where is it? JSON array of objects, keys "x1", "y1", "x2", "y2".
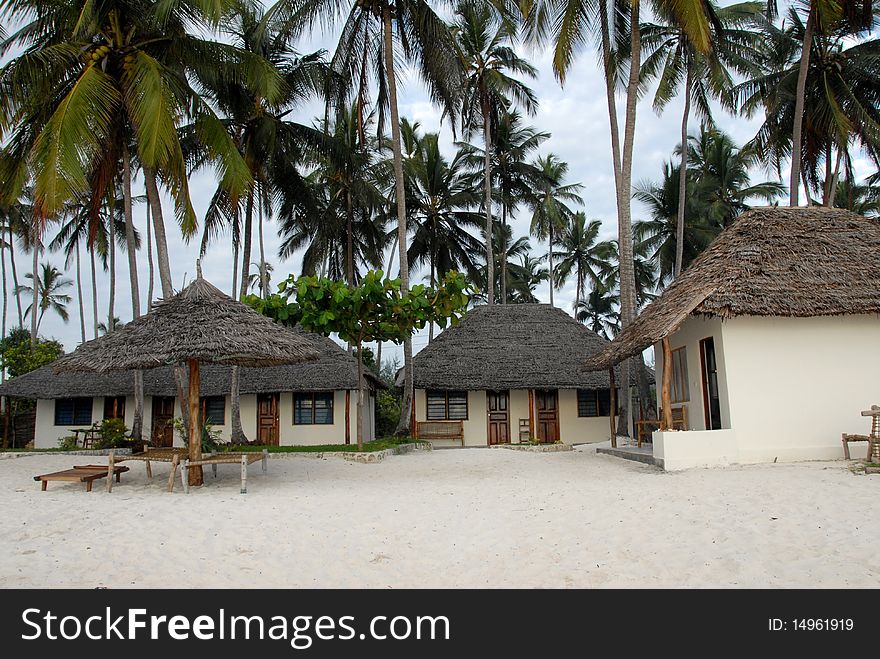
[{"x1": 215, "y1": 436, "x2": 418, "y2": 453}]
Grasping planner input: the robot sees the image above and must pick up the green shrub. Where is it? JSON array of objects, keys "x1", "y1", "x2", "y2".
[
  {"x1": 57, "y1": 436, "x2": 78, "y2": 451},
  {"x1": 93, "y1": 418, "x2": 130, "y2": 449},
  {"x1": 173, "y1": 417, "x2": 225, "y2": 453}
]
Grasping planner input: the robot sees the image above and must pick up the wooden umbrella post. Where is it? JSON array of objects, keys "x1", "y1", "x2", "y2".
[
  {"x1": 660, "y1": 337, "x2": 673, "y2": 431},
  {"x1": 609, "y1": 367, "x2": 617, "y2": 447},
  {"x1": 188, "y1": 359, "x2": 203, "y2": 486}
]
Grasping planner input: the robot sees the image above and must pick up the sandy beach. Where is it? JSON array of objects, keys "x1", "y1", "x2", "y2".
[{"x1": 1, "y1": 444, "x2": 877, "y2": 588}]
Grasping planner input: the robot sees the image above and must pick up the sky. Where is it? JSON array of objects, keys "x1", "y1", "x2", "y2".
[{"x1": 6, "y1": 2, "x2": 876, "y2": 364}]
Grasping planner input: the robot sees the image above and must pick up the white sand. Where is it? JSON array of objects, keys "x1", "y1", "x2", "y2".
[{"x1": 1, "y1": 445, "x2": 877, "y2": 588}]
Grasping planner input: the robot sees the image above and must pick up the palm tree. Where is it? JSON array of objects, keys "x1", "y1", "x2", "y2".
[
  {"x1": 0, "y1": 0, "x2": 272, "y2": 451},
  {"x1": 452, "y1": 0, "x2": 538, "y2": 305},
  {"x1": 471, "y1": 223, "x2": 535, "y2": 304},
  {"x1": 829, "y1": 177, "x2": 880, "y2": 216},
  {"x1": 527, "y1": 154, "x2": 583, "y2": 306},
  {"x1": 268, "y1": 0, "x2": 463, "y2": 434},
  {"x1": 552, "y1": 212, "x2": 616, "y2": 311},
  {"x1": 784, "y1": 0, "x2": 874, "y2": 205},
  {"x1": 0, "y1": 195, "x2": 28, "y2": 329},
  {"x1": 459, "y1": 110, "x2": 547, "y2": 301},
  {"x1": 507, "y1": 252, "x2": 549, "y2": 303},
  {"x1": 575, "y1": 285, "x2": 620, "y2": 339},
  {"x1": 522, "y1": 0, "x2": 714, "y2": 435},
  {"x1": 17, "y1": 263, "x2": 72, "y2": 334},
  {"x1": 640, "y1": 1, "x2": 765, "y2": 276},
  {"x1": 405, "y1": 133, "x2": 484, "y2": 294},
  {"x1": 737, "y1": 6, "x2": 880, "y2": 205},
  {"x1": 98, "y1": 318, "x2": 125, "y2": 335}
]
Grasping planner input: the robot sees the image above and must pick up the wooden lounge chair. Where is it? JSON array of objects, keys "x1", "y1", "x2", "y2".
[
  {"x1": 34, "y1": 464, "x2": 129, "y2": 492},
  {"x1": 179, "y1": 450, "x2": 269, "y2": 494},
  {"x1": 112, "y1": 446, "x2": 188, "y2": 493},
  {"x1": 842, "y1": 406, "x2": 880, "y2": 462},
  {"x1": 415, "y1": 420, "x2": 464, "y2": 446}
]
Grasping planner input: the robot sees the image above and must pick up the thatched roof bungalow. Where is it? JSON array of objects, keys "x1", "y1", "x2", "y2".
[
  {"x1": 409, "y1": 304, "x2": 641, "y2": 447},
  {"x1": 588, "y1": 206, "x2": 880, "y2": 470},
  {"x1": 0, "y1": 327, "x2": 382, "y2": 449}
]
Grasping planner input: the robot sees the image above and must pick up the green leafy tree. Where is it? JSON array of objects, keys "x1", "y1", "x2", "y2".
[
  {"x1": 0, "y1": 328, "x2": 64, "y2": 378},
  {"x1": 248, "y1": 270, "x2": 472, "y2": 449},
  {"x1": 552, "y1": 212, "x2": 616, "y2": 311}
]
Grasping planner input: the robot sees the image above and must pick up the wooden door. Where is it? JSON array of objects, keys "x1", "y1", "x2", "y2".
[
  {"x1": 257, "y1": 393, "x2": 280, "y2": 445},
  {"x1": 103, "y1": 395, "x2": 126, "y2": 420},
  {"x1": 535, "y1": 389, "x2": 559, "y2": 443},
  {"x1": 700, "y1": 338, "x2": 722, "y2": 430},
  {"x1": 486, "y1": 390, "x2": 510, "y2": 445},
  {"x1": 151, "y1": 396, "x2": 175, "y2": 447}
]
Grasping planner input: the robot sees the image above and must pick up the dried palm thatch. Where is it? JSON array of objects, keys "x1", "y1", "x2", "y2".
[
  {"x1": 411, "y1": 303, "x2": 642, "y2": 390},
  {"x1": 588, "y1": 206, "x2": 880, "y2": 370},
  {"x1": 53, "y1": 276, "x2": 319, "y2": 373}
]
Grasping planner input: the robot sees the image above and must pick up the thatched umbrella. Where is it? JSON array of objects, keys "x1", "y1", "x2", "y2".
[{"x1": 53, "y1": 269, "x2": 320, "y2": 485}]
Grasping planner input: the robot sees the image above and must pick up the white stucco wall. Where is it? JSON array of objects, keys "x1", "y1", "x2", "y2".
[
  {"x1": 721, "y1": 315, "x2": 880, "y2": 463},
  {"x1": 414, "y1": 388, "x2": 612, "y2": 447},
  {"x1": 653, "y1": 315, "x2": 731, "y2": 432},
  {"x1": 32, "y1": 389, "x2": 371, "y2": 449},
  {"x1": 652, "y1": 314, "x2": 880, "y2": 468}
]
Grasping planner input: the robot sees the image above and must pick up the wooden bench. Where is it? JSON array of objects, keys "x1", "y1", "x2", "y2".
[
  {"x1": 34, "y1": 464, "x2": 129, "y2": 492},
  {"x1": 415, "y1": 420, "x2": 464, "y2": 447},
  {"x1": 179, "y1": 450, "x2": 268, "y2": 494},
  {"x1": 636, "y1": 406, "x2": 689, "y2": 447},
  {"x1": 842, "y1": 405, "x2": 880, "y2": 461}
]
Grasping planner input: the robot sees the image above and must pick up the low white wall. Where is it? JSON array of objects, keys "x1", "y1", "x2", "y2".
[
  {"x1": 653, "y1": 429, "x2": 738, "y2": 471},
  {"x1": 558, "y1": 390, "x2": 613, "y2": 444}
]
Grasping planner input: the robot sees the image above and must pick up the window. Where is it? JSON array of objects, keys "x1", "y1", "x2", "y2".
[
  {"x1": 577, "y1": 389, "x2": 616, "y2": 417},
  {"x1": 54, "y1": 398, "x2": 93, "y2": 426},
  {"x1": 671, "y1": 347, "x2": 690, "y2": 403},
  {"x1": 294, "y1": 392, "x2": 334, "y2": 425},
  {"x1": 426, "y1": 390, "x2": 468, "y2": 421},
  {"x1": 200, "y1": 396, "x2": 226, "y2": 425}
]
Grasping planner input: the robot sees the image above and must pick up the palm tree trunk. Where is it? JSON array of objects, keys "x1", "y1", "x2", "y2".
[
  {"x1": 674, "y1": 72, "x2": 691, "y2": 278},
  {"x1": 257, "y1": 188, "x2": 267, "y2": 299},
  {"x1": 239, "y1": 189, "x2": 254, "y2": 301},
  {"x1": 144, "y1": 168, "x2": 172, "y2": 298},
  {"x1": 356, "y1": 338, "x2": 366, "y2": 451},
  {"x1": 1, "y1": 233, "x2": 7, "y2": 340},
  {"x1": 383, "y1": 3, "x2": 413, "y2": 435},
  {"x1": 428, "y1": 246, "x2": 435, "y2": 343},
  {"x1": 8, "y1": 224, "x2": 22, "y2": 328},
  {"x1": 231, "y1": 232, "x2": 240, "y2": 297},
  {"x1": 90, "y1": 247, "x2": 99, "y2": 339},
  {"x1": 482, "y1": 101, "x2": 495, "y2": 305},
  {"x1": 30, "y1": 226, "x2": 38, "y2": 345},
  {"x1": 346, "y1": 190, "x2": 354, "y2": 287},
  {"x1": 548, "y1": 222, "x2": 554, "y2": 307},
  {"x1": 146, "y1": 198, "x2": 154, "y2": 307},
  {"x1": 790, "y1": 7, "x2": 814, "y2": 206},
  {"x1": 108, "y1": 209, "x2": 116, "y2": 333},
  {"x1": 75, "y1": 242, "x2": 85, "y2": 344},
  {"x1": 501, "y1": 200, "x2": 508, "y2": 303},
  {"x1": 616, "y1": 0, "x2": 643, "y2": 437},
  {"x1": 600, "y1": 0, "x2": 624, "y2": 210},
  {"x1": 827, "y1": 145, "x2": 844, "y2": 206},
  {"x1": 230, "y1": 188, "x2": 254, "y2": 443},
  {"x1": 122, "y1": 145, "x2": 143, "y2": 441}
]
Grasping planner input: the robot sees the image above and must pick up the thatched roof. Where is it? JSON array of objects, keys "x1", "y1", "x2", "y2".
[
  {"x1": 53, "y1": 276, "x2": 319, "y2": 372},
  {"x1": 588, "y1": 206, "x2": 880, "y2": 370},
  {"x1": 410, "y1": 303, "x2": 639, "y2": 390},
  {"x1": 0, "y1": 327, "x2": 382, "y2": 399}
]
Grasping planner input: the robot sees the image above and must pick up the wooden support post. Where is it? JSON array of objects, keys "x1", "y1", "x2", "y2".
[
  {"x1": 410, "y1": 395, "x2": 416, "y2": 437},
  {"x1": 528, "y1": 389, "x2": 535, "y2": 438},
  {"x1": 262, "y1": 449, "x2": 268, "y2": 473},
  {"x1": 187, "y1": 359, "x2": 203, "y2": 486},
  {"x1": 106, "y1": 450, "x2": 115, "y2": 493},
  {"x1": 181, "y1": 460, "x2": 189, "y2": 494},
  {"x1": 345, "y1": 390, "x2": 351, "y2": 445},
  {"x1": 661, "y1": 337, "x2": 674, "y2": 431},
  {"x1": 145, "y1": 458, "x2": 152, "y2": 479},
  {"x1": 212, "y1": 462, "x2": 217, "y2": 478},
  {"x1": 167, "y1": 453, "x2": 179, "y2": 493},
  {"x1": 609, "y1": 368, "x2": 617, "y2": 448},
  {"x1": 240, "y1": 455, "x2": 247, "y2": 494}
]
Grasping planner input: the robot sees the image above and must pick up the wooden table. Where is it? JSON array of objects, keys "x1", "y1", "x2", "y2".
[
  {"x1": 34, "y1": 465, "x2": 130, "y2": 492},
  {"x1": 68, "y1": 426, "x2": 101, "y2": 448}
]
